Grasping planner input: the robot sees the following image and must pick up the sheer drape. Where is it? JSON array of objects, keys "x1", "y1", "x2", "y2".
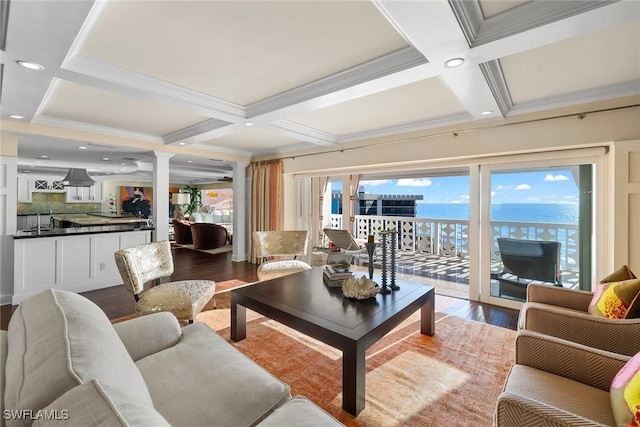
[
  {"x1": 349, "y1": 174, "x2": 360, "y2": 232},
  {"x1": 318, "y1": 177, "x2": 329, "y2": 245},
  {"x1": 250, "y1": 160, "x2": 282, "y2": 263}
]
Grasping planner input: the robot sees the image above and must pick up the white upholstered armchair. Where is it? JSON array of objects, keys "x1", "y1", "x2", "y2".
[{"x1": 114, "y1": 240, "x2": 216, "y2": 324}]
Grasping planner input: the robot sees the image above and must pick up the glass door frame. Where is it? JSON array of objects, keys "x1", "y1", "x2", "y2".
[{"x1": 478, "y1": 149, "x2": 607, "y2": 309}]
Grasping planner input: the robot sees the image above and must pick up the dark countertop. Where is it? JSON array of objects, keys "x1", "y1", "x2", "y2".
[{"x1": 13, "y1": 225, "x2": 154, "y2": 239}]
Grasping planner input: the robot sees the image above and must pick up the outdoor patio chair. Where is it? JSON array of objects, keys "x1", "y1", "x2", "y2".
[
  {"x1": 253, "y1": 230, "x2": 312, "y2": 281},
  {"x1": 322, "y1": 228, "x2": 368, "y2": 265},
  {"x1": 495, "y1": 238, "x2": 562, "y2": 300},
  {"x1": 114, "y1": 240, "x2": 216, "y2": 324}
]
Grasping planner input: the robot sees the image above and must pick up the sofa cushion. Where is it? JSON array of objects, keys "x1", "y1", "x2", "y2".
[
  {"x1": 136, "y1": 323, "x2": 291, "y2": 427},
  {"x1": 32, "y1": 379, "x2": 170, "y2": 427},
  {"x1": 610, "y1": 352, "x2": 640, "y2": 427},
  {"x1": 4, "y1": 289, "x2": 153, "y2": 427},
  {"x1": 503, "y1": 365, "x2": 616, "y2": 426},
  {"x1": 256, "y1": 396, "x2": 343, "y2": 427}
]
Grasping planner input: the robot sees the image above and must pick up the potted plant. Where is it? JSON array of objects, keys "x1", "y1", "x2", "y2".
[{"x1": 183, "y1": 186, "x2": 202, "y2": 216}]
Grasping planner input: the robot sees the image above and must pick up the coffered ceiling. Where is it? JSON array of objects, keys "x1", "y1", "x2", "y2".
[{"x1": 1, "y1": 0, "x2": 639, "y2": 183}]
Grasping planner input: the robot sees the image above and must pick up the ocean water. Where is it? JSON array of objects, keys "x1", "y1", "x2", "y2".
[{"x1": 417, "y1": 203, "x2": 579, "y2": 224}]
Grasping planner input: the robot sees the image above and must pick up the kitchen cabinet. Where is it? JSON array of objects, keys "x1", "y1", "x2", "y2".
[
  {"x1": 65, "y1": 182, "x2": 103, "y2": 203},
  {"x1": 17, "y1": 176, "x2": 32, "y2": 203},
  {"x1": 18, "y1": 175, "x2": 65, "y2": 203}
]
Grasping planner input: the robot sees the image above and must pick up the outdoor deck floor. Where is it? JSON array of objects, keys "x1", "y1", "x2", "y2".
[{"x1": 351, "y1": 250, "x2": 580, "y2": 300}]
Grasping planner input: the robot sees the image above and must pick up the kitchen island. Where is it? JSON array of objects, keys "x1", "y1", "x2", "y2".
[
  {"x1": 12, "y1": 224, "x2": 153, "y2": 304},
  {"x1": 50, "y1": 212, "x2": 148, "y2": 228}
]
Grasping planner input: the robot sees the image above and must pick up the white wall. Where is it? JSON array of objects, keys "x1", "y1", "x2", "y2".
[{"x1": 613, "y1": 140, "x2": 640, "y2": 272}]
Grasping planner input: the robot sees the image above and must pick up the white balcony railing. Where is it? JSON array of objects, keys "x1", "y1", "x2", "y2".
[{"x1": 330, "y1": 214, "x2": 579, "y2": 273}]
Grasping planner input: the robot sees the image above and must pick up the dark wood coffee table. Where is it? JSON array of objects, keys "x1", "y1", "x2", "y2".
[{"x1": 231, "y1": 268, "x2": 435, "y2": 416}]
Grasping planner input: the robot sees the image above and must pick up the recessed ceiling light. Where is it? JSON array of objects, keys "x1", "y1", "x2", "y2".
[
  {"x1": 481, "y1": 110, "x2": 494, "y2": 115},
  {"x1": 23, "y1": 171, "x2": 30, "y2": 174},
  {"x1": 78, "y1": 146, "x2": 87, "y2": 150},
  {"x1": 17, "y1": 60, "x2": 45, "y2": 71},
  {"x1": 445, "y1": 58, "x2": 465, "y2": 68},
  {"x1": 178, "y1": 142, "x2": 186, "y2": 146},
  {"x1": 187, "y1": 160, "x2": 193, "y2": 163},
  {"x1": 244, "y1": 122, "x2": 254, "y2": 126},
  {"x1": 8, "y1": 114, "x2": 26, "y2": 120},
  {"x1": 39, "y1": 155, "x2": 48, "y2": 159},
  {"x1": 102, "y1": 157, "x2": 110, "y2": 161},
  {"x1": 120, "y1": 163, "x2": 126, "y2": 166}
]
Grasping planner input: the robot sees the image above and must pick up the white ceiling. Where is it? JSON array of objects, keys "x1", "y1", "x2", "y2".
[{"x1": 1, "y1": 0, "x2": 639, "y2": 184}]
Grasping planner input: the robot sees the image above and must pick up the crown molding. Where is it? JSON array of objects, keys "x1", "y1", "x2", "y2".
[
  {"x1": 267, "y1": 120, "x2": 339, "y2": 146},
  {"x1": 61, "y1": 55, "x2": 246, "y2": 122},
  {"x1": 163, "y1": 118, "x2": 232, "y2": 145},
  {"x1": 246, "y1": 46, "x2": 428, "y2": 118},
  {"x1": 451, "y1": 0, "x2": 618, "y2": 48},
  {"x1": 33, "y1": 115, "x2": 164, "y2": 143},
  {"x1": 479, "y1": 60, "x2": 512, "y2": 117},
  {"x1": 508, "y1": 80, "x2": 640, "y2": 116},
  {"x1": 340, "y1": 112, "x2": 473, "y2": 144}
]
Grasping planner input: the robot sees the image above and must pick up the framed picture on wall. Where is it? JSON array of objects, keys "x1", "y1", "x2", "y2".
[{"x1": 121, "y1": 186, "x2": 153, "y2": 218}]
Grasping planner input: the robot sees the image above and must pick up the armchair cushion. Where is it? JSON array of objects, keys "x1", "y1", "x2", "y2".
[
  {"x1": 610, "y1": 352, "x2": 640, "y2": 427},
  {"x1": 588, "y1": 278, "x2": 640, "y2": 319},
  {"x1": 588, "y1": 265, "x2": 639, "y2": 319}
]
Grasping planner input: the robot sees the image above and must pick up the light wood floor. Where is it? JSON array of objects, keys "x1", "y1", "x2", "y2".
[{"x1": 0, "y1": 245, "x2": 519, "y2": 331}]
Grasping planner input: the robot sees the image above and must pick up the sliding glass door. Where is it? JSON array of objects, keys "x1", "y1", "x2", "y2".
[{"x1": 480, "y1": 159, "x2": 598, "y2": 308}]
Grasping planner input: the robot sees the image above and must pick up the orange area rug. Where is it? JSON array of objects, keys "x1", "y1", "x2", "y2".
[{"x1": 195, "y1": 292, "x2": 516, "y2": 426}]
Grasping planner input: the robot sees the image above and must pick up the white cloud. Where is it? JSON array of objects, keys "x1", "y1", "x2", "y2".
[
  {"x1": 491, "y1": 191, "x2": 496, "y2": 197},
  {"x1": 460, "y1": 194, "x2": 469, "y2": 200},
  {"x1": 544, "y1": 174, "x2": 569, "y2": 182},
  {"x1": 362, "y1": 180, "x2": 392, "y2": 186},
  {"x1": 515, "y1": 184, "x2": 531, "y2": 190},
  {"x1": 397, "y1": 178, "x2": 432, "y2": 187},
  {"x1": 527, "y1": 197, "x2": 541, "y2": 202}
]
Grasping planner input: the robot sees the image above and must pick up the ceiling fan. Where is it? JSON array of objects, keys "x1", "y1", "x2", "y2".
[{"x1": 218, "y1": 176, "x2": 233, "y2": 182}]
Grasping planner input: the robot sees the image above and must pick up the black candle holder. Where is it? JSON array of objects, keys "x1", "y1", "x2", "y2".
[
  {"x1": 364, "y1": 242, "x2": 376, "y2": 280},
  {"x1": 378, "y1": 230, "x2": 399, "y2": 294}
]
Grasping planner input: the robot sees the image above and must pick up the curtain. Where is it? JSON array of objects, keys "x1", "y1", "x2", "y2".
[
  {"x1": 249, "y1": 160, "x2": 282, "y2": 263},
  {"x1": 349, "y1": 174, "x2": 360, "y2": 232},
  {"x1": 318, "y1": 177, "x2": 329, "y2": 245}
]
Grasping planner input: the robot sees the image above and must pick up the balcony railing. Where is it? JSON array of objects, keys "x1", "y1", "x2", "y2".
[{"x1": 330, "y1": 214, "x2": 579, "y2": 274}]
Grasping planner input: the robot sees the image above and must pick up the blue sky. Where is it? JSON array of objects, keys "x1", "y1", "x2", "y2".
[{"x1": 332, "y1": 169, "x2": 580, "y2": 204}]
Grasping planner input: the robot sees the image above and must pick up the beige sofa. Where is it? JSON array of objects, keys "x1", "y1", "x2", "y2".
[{"x1": 1, "y1": 289, "x2": 343, "y2": 427}]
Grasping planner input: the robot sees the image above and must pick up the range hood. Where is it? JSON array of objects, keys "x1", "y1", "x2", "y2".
[{"x1": 62, "y1": 168, "x2": 96, "y2": 187}]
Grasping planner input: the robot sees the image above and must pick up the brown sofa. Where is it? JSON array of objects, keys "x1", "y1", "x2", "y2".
[
  {"x1": 172, "y1": 219, "x2": 193, "y2": 244},
  {"x1": 191, "y1": 222, "x2": 228, "y2": 250}
]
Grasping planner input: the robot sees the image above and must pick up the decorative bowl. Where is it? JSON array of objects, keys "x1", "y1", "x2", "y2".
[{"x1": 330, "y1": 259, "x2": 350, "y2": 273}]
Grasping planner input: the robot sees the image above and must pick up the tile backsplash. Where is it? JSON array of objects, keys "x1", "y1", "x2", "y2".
[{"x1": 17, "y1": 192, "x2": 102, "y2": 214}]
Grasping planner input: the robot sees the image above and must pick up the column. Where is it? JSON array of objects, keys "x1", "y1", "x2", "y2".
[
  {"x1": 152, "y1": 151, "x2": 174, "y2": 242},
  {"x1": 231, "y1": 161, "x2": 248, "y2": 262},
  {"x1": 0, "y1": 134, "x2": 18, "y2": 304}
]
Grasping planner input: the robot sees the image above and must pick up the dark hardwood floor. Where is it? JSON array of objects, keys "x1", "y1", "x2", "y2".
[{"x1": 0, "y1": 246, "x2": 519, "y2": 330}]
